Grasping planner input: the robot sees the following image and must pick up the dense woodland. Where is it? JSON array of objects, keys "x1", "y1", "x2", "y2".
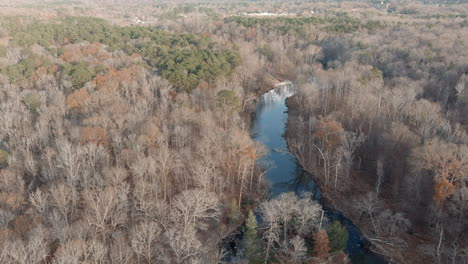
[{"x1": 0, "y1": 0, "x2": 467, "y2": 263}]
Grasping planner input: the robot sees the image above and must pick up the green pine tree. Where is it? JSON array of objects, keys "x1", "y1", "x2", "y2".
[
  {"x1": 0, "y1": 45, "x2": 6, "y2": 57},
  {"x1": 327, "y1": 221, "x2": 349, "y2": 253},
  {"x1": 244, "y1": 210, "x2": 261, "y2": 264},
  {"x1": 216, "y1": 90, "x2": 241, "y2": 114}
]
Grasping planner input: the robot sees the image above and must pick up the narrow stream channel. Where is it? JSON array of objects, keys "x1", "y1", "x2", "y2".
[{"x1": 224, "y1": 84, "x2": 386, "y2": 264}]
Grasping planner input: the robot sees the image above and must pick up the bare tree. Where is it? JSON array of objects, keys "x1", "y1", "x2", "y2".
[
  {"x1": 260, "y1": 203, "x2": 280, "y2": 264},
  {"x1": 6, "y1": 226, "x2": 49, "y2": 264},
  {"x1": 53, "y1": 238, "x2": 107, "y2": 264},
  {"x1": 29, "y1": 189, "x2": 48, "y2": 219},
  {"x1": 452, "y1": 187, "x2": 468, "y2": 232},
  {"x1": 56, "y1": 139, "x2": 83, "y2": 186},
  {"x1": 340, "y1": 131, "x2": 366, "y2": 184},
  {"x1": 0, "y1": 209, "x2": 15, "y2": 228},
  {"x1": 82, "y1": 185, "x2": 128, "y2": 236},
  {"x1": 192, "y1": 161, "x2": 216, "y2": 192},
  {"x1": 110, "y1": 235, "x2": 135, "y2": 264},
  {"x1": 0, "y1": 169, "x2": 25, "y2": 210},
  {"x1": 242, "y1": 92, "x2": 257, "y2": 111},
  {"x1": 49, "y1": 183, "x2": 78, "y2": 225},
  {"x1": 293, "y1": 193, "x2": 322, "y2": 236},
  {"x1": 154, "y1": 143, "x2": 179, "y2": 201},
  {"x1": 165, "y1": 227, "x2": 204, "y2": 264},
  {"x1": 130, "y1": 221, "x2": 161, "y2": 264},
  {"x1": 260, "y1": 193, "x2": 323, "y2": 262},
  {"x1": 354, "y1": 192, "x2": 382, "y2": 235},
  {"x1": 171, "y1": 189, "x2": 221, "y2": 233},
  {"x1": 376, "y1": 209, "x2": 411, "y2": 236},
  {"x1": 405, "y1": 100, "x2": 450, "y2": 142},
  {"x1": 376, "y1": 159, "x2": 384, "y2": 197},
  {"x1": 79, "y1": 143, "x2": 110, "y2": 188},
  {"x1": 454, "y1": 74, "x2": 466, "y2": 106},
  {"x1": 288, "y1": 236, "x2": 307, "y2": 263}
]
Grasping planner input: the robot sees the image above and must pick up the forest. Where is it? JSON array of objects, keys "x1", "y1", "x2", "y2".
[{"x1": 0, "y1": 0, "x2": 466, "y2": 263}]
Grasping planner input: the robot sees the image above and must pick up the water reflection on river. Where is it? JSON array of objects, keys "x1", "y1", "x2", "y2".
[{"x1": 225, "y1": 84, "x2": 386, "y2": 264}]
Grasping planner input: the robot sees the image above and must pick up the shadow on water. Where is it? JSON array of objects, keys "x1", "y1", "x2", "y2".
[
  {"x1": 292, "y1": 169, "x2": 386, "y2": 264},
  {"x1": 223, "y1": 84, "x2": 386, "y2": 264}
]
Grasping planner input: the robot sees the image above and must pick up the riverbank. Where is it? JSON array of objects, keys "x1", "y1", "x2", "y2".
[
  {"x1": 221, "y1": 82, "x2": 284, "y2": 260},
  {"x1": 285, "y1": 95, "x2": 433, "y2": 264}
]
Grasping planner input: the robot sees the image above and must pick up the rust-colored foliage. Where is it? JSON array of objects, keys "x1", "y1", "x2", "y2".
[
  {"x1": 80, "y1": 127, "x2": 108, "y2": 145},
  {"x1": 63, "y1": 37, "x2": 74, "y2": 44},
  {"x1": 430, "y1": 153, "x2": 465, "y2": 186},
  {"x1": 36, "y1": 66, "x2": 48, "y2": 76},
  {"x1": 130, "y1": 53, "x2": 141, "y2": 59},
  {"x1": 169, "y1": 90, "x2": 178, "y2": 102},
  {"x1": 197, "y1": 81, "x2": 209, "y2": 90},
  {"x1": 82, "y1": 43, "x2": 102, "y2": 56},
  {"x1": 49, "y1": 64, "x2": 59, "y2": 73},
  {"x1": 0, "y1": 192, "x2": 24, "y2": 210},
  {"x1": 60, "y1": 43, "x2": 110, "y2": 63},
  {"x1": 93, "y1": 66, "x2": 141, "y2": 91},
  {"x1": 241, "y1": 145, "x2": 257, "y2": 161},
  {"x1": 421, "y1": 145, "x2": 467, "y2": 206},
  {"x1": 313, "y1": 229, "x2": 331, "y2": 258},
  {"x1": 245, "y1": 27, "x2": 257, "y2": 40},
  {"x1": 0, "y1": 228, "x2": 15, "y2": 240},
  {"x1": 60, "y1": 46, "x2": 82, "y2": 62},
  {"x1": 13, "y1": 215, "x2": 32, "y2": 238},
  {"x1": 0, "y1": 169, "x2": 25, "y2": 210},
  {"x1": 66, "y1": 88, "x2": 90, "y2": 109},
  {"x1": 137, "y1": 120, "x2": 161, "y2": 147},
  {"x1": 433, "y1": 178, "x2": 455, "y2": 207},
  {"x1": 314, "y1": 118, "x2": 344, "y2": 152},
  {"x1": 193, "y1": 104, "x2": 201, "y2": 113}
]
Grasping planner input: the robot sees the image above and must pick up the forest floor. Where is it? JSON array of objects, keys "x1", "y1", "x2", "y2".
[{"x1": 285, "y1": 96, "x2": 434, "y2": 264}]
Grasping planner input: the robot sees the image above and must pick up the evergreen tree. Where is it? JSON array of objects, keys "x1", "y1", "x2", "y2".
[
  {"x1": 0, "y1": 45, "x2": 6, "y2": 57},
  {"x1": 244, "y1": 209, "x2": 261, "y2": 264},
  {"x1": 229, "y1": 198, "x2": 240, "y2": 224},
  {"x1": 217, "y1": 90, "x2": 241, "y2": 114},
  {"x1": 63, "y1": 62, "x2": 95, "y2": 89},
  {"x1": 327, "y1": 221, "x2": 349, "y2": 253}
]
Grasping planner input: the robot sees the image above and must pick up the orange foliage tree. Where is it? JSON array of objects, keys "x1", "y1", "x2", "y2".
[
  {"x1": 93, "y1": 66, "x2": 141, "y2": 91},
  {"x1": 66, "y1": 88, "x2": 91, "y2": 109},
  {"x1": 314, "y1": 117, "x2": 344, "y2": 152},
  {"x1": 412, "y1": 141, "x2": 467, "y2": 207},
  {"x1": 428, "y1": 148, "x2": 466, "y2": 207},
  {"x1": 313, "y1": 229, "x2": 331, "y2": 258},
  {"x1": 60, "y1": 43, "x2": 110, "y2": 63},
  {"x1": 433, "y1": 178, "x2": 456, "y2": 207},
  {"x1": 245, "y1": 27, "x2": 258, "y2": 40},
  {"x1": 80, "y1": 127, "x2": 108, "y2": 145}
]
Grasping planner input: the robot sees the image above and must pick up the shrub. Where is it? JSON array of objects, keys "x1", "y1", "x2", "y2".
[
  {"x1": 0, "y1": 45, "x2": 6, "y2": 57},
  {"x1": 4, "y1": 54, "x2": 53, "y2": 82},
  {"x1": 217, "y1": 90, "x2": 241, "y2": 113},
  {"x1": 0, "y1": 149, "x2": 9, "y2": 168},
  {"x1": 327, "y1": 221, "x2": 349, "y2": 252},
  {"x1": 63, "y1": 62, "x2": 95, "y2": 89},
  {"x1": 23, "y1": 92, "x2": 41, "y2": 112}
]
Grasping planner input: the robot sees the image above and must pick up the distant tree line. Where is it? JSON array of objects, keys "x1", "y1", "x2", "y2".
[{"x1": 7, "y1": 17, "x2": 240, "y2": 92}]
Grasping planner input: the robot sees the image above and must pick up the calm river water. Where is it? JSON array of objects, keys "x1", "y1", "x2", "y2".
[{"x1": 225, "y1": 84, "x2": 386, "y2": 264}]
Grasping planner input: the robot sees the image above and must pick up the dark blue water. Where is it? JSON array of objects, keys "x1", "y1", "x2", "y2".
[{"x1": 251, "y1": 85, "x2": 386, "y2": 264}]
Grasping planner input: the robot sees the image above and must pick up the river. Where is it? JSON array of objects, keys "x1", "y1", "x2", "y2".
[{"x1": 224, "y1": 84, "x2": 386, "y2": 264}]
